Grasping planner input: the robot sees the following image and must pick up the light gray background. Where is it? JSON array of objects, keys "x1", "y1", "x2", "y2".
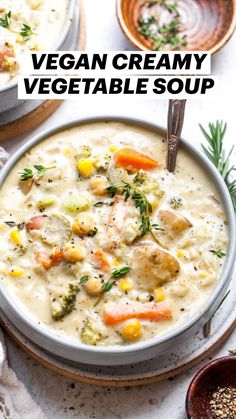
[{"x1": 1, "y1": 1, "x2": 236, "y2": 418}]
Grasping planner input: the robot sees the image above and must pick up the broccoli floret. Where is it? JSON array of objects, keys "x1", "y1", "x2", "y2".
[
  {"x1": 81, "y1": 321, "x2": 105, "y2": 346},
  {"x1": 133, "y1": 170, "x2": 148, "y2": 185},
  {"x1": 169, "y1": 196, "x2": 183, "y2": 209},
  {"x1": 51, "y1": 282, "x2": 80, "y2": 321}
]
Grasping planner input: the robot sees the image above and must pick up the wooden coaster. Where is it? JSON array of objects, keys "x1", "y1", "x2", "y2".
[
  {"x1": 1, "y1": 280, "x2": 235, "y2": 387},
  {"x1": 0, "y1": 0, "x2": 86, "y2": 142}
]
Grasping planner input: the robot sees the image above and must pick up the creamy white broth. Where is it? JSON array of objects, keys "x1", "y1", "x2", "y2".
[
  {"x1": 0, "y1": 0, "x2": 69, "y2": 85},
  {"x1": 0, "y1": 122, "x2": 228, "y2": 346}
]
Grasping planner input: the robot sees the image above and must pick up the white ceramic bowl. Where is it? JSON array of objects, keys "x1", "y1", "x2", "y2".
[
  {"x1": 0, "y1": 115, "x2": 235, "y2": 366},
  {"x1": 0, "y1": 0, "x2": 76, "y2": 114}
]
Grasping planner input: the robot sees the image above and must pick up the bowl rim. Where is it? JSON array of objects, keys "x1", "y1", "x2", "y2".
[
  {"x1": 0, "y1": 114, "x2": 235, "y2": 357},
  {"x1": 0, "y1": 0, "x2": 76, "y2": 94},
  {"x1": 185, "y1": 355, "x2": 236, "y2": 418},
  {"x1": 116, "y1": 0, "x2": 236, "y2": 54}
]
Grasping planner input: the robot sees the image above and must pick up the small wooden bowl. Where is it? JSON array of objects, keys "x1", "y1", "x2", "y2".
[
  {"x1": 186, "y1": 356, "x2": 236, "y2": 418},
  {"x1": 116, "y1": 0, "x2": 236, "y2": 54}
]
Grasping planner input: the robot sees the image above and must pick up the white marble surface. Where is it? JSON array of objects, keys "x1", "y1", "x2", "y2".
[{"x1": 1, "y1": 1, "x2": 236, "y2": 418}]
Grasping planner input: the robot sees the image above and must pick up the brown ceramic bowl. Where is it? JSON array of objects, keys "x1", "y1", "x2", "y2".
[
  {"x1": 186, "y1": 356, "x2": 236, "y2": 418},
  {"x1": 117, "y1": 0, "x2": 236, "y2": 54}
]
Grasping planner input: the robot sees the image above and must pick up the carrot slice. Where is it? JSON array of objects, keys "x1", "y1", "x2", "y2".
[
  {"x1": 35, "y1": 248, "x2": 63, "y2": 270},
  {"x1": 35, "y1": 250, "x2": 53, "y2": 270},
  {"x1": 114, "y1": 148, "x2": 158, "y2": 171},
  {"x1": 26, "y1": 215, "x2": 46, "y2": 231},
  {"x1": 51, "y1": 249, "x2": 64, "y2": 264},
  {"x1": 93, "y1": 249, "x2": 110, "y2": 271},
  {"x1": 103, "y1": 302, "x2": 172, "y2": 326}
]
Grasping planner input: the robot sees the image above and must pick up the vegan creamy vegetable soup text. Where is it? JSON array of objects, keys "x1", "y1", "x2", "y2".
[
  {"x1": 0, "y1": 0, "x2": 69, "y2": 84},
  {"x1": 0, "y1": 122, "x2": 228, "y2": 346}
]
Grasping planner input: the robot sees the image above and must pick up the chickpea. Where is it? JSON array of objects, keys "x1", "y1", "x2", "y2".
[
  {"x1": 84, "y1": 277, "x2": 103, "y2": 297},
  {"x1": 121, "y1": 319, "x2": 142, "y2": 342},
  {"x1": 72, "y1": 214, "x2": 95, "y2": 236},
  {"x1": 89, "y1": 175, "x2": 108, "y2": 196},
  {"x1": 63, "y1": 244, "x2": 86, "y2": 263}
]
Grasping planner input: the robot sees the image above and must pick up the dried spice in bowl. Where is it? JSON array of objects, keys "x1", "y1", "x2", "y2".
[
  {"x1": 209, "y1": 386, "x2": 236, "y2": 419},
  {"x1": 137, "y1": 0, "x2": 187, "y2": 50}
]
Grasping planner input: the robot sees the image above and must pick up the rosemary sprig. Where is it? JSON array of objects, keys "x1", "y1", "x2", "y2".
[
  {"x1": 19, "y1": 165, "x2": 56, "y2": 182},
  {"x1": 200, "y1": 121, "x2": 236, "y2": 211},
  {"x1": 0, "y1": 11, "x2": 11, "y2": 29},
  {"x1": 20, "y1": 24, "x2": 34, "y2": 41}
]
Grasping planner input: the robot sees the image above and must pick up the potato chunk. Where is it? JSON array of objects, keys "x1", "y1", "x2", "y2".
[
  {"x1": 133, "y1": 244, "x2": 180, "y2": 290},
  {"x1": 41, "y1": 214, "x2": 71, "y2": 247},
  {"x1": 159, "y1": 210, "x2": 192, "y2": 234}
]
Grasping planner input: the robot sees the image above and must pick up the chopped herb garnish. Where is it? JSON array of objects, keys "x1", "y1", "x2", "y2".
[
  {"x1": 112, "y1": 266, "x2": 130, "y2": 278},
  {"x1": 228, "y1": 350, "x2": 236, "y2": 356},
  {"x1": 209, "y1": 250, "x2": 226, "y2": 258},
  {"x1": 151, "y1": 223, "x2": 164, "y2": 231},
  {"x1": 20, "y1": 24, "x2": 34, "y2": 41},
  {"x1": 137, "y1": 1, "x2": 187, "y2": 51},
  {"x1": 0, "y1": 11, "x2": 11, "y2": 29},
  {"x1": 89, "y1": 227, "x2": 98, "y2": 237},
  {"x1": 200, "y1": 121, "x2": 236, "y2": 212},
  {"x1": 169, "y1": 196, "x2": 183, "y2": 209},
  {"x1": 4, "y1": 221, "x2": 25, "y2": 230},
  {"x1": 80, "y1": 275, "x2": 89, "y2": 285},
  {"x1": 93, "y1": 202, "x2": 105, "y2": 207},
  {"x1": 19, "y1": 165, "x2": 56, "y2": 182},
  {"x1": 102, "y1": 281, "x2": 114, "y2": 292}
]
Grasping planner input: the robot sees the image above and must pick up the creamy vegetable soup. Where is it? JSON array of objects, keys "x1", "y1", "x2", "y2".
[
  {"x1": 0, "y1": 122, "x2": 228, "y2": 346},
  {"x1": 0, "y1": 0, "x2": 69, "y2": 84}
]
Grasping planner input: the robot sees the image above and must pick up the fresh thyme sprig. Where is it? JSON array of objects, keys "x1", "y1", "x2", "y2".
[
  {"x1": 106, "y1": 181, "x2": 153, "y2": 236},
  {"x1": 20, "y1": 24, "x2": 34, "y2": 41},
  {"x1": 209, "y1": 249, "x2": 226, "y2": 258},
  {"x1": 0, "y1": 11, "x2": 11, "y2": 29},
  {"x1": 4, "y1": 221, "x2": 25, "y2": 230},
  {"x1": 94, "y1": 266, "x2": 131, "y2": 306},
  {"x1": 19, "y1": 165, "x2": 56, "y2": 182},
  {"x1": 200, "y1": 121, "x2": 236, "y2": 211}
]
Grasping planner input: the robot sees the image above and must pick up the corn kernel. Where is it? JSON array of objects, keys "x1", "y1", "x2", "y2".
[
  {"x1": 199, "y1": 271, "x2": 208, "y2": 279},
  {"x1": 177, "y1": 250, "x2": 184, "y2": 258},
  {"x1": 9, "y1": 269, "x2": 24, "y2": 277},
  {"x1": 77, "y1": 159, "x2": 95, "y2": 178},
  {"x1": 121, "y1": 319, "x2": 142, "y2": 341},
  {"x1": 10, "y1": 229, "x2": 22, "y2": 246},
  {"x1": 109, "y1": 146, "x2": 118, "y2": 153},
  {"x1": 154, "y1": 287, "x2": 166, "y2": 302},
  {"x1": 119, "y1": 279, "x2": 133, "y2": 292},
  {"x1": 149, "y1": 199, "x2": 159, "y2": 211},
  {"x1": 33, "y1": 43, "x2": 40, "y2": 51},
  {"x1": 37, "y1": 198, "x2": 55, "y2": 210},
  {"x1": 63, "y1": 244, "x2": 86, "y2": 263},
  {"x1": 113, "y1": 260, "x2": 120, "y2": 267},
  {"x1": 16, "y1": 37, "x2": 24, "y2": 45},
  {"x1": 64, "y1": 148, "x2": 70, "y2": 156}
]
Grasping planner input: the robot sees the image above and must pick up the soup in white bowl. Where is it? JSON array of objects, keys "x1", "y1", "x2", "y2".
[
  {"x1": 0, "y1": 122, "x2": 228, "y2": 346},
  {"x1": 0, "y1": 0, "x2": 69, "y2": 85}
]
